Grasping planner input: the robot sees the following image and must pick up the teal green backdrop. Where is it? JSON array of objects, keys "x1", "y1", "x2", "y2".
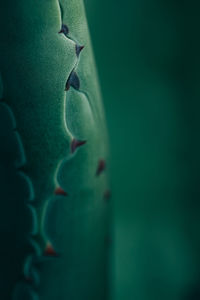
[{"x1": 85, "y1": 1, "x2": 200, "y2": 299}]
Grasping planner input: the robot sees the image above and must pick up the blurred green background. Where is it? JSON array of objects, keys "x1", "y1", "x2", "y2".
[{"x1": 85, "y1": 1, "x2": 200, "y2": 299}]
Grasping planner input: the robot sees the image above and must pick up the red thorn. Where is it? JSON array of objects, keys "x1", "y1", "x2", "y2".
[
  {"x1": 79, "y1": 45, "x2": 84, "y2": 51},
  {"x1": 54, "y1": 187, "x2": 67, "y2": 196},
  {"x1": 25, "y1": 276, "x2": 33, "y2": 283},
  {"x1": 103, "y1": 189, "x2": 111, "y2": 201},
  {"x1": 96, "y1": 159, "x2": 106, "y2": 176},
  {"x1": 44, "y1": 243, "x2": 58, "y2": 257},
  {"x1": 65, "y1": 82, "x2": 70, "y2": 91},
  {"x1": 71, "y1": 139, "x2": 86, "y2": 153},
  {"x1": 75, "y1": 44, "x2": 85, "y2": 56}
]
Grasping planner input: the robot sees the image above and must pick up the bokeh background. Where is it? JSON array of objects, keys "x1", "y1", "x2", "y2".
[{"x1": 85, "y1": 1, "x2": 200, "y2": 299}]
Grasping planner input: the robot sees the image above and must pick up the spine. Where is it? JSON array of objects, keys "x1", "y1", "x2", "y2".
[{"x1": 0, "y1": 1, "x2": 110, "y2": 299}]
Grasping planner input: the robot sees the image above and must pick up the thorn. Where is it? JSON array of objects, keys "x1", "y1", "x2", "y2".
[
  {"x1": 25, "y1": 276, "x2": 33, "y2": 283},
  {"x1": 65, "y1": 71, "x2": 80, "y2": 91},
  {"x1": 58, "y1": 24, "x2": 69, "y2": 36},
  {"x1": 44, "y1": 243, "x2": 58, "y2": 257},
  {"x1": 96, "y1": 159, "x2": 106, "y2": 176},
  {"x1": 54, "y1": 187, "x2": 67, "y2": 196},
  {"x1": 103, "y1": 189, "x2": 111, "y2": 201},
  {"x1": 17, "y1": 165, "x2": 27, "y2": 172},
  {"x1": 71, "y1": 139, "x2": 86, "y2": 153},
  {"x1": 75, "y1": 44, "x2": 84, "y2": 56}
]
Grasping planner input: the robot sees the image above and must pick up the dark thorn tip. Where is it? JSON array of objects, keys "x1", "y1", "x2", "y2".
[
  {"x1": 65, "y1": 71, "x2": 80, "y2": 91},
  {"x1": 103, "y1": 189, "x2": 111, "y2": 201},
  {"x1": 71, "y1": 139, "x2": 87, "y2": 153},
  {"x1": 44, "y1": 243, "x2": 59, "y2": 257},
  {"x1": 65, "y1": 82, "x2": 70, "y2": 91},
  {"x1": 76, "y1": 44, "x2": 85, "y2": 56},
  {"x1": 25, "y1": 276, "x2": 33, "y2": 283},
  {"x1": 96, "y1": 159, "x2": 106, "y2": 176},
  {"x1": 58, "y1": 24, "x2": 69, "y2": 36},
  {"x1": 54, "y1": 187, "x2": 67, "y2": 196}
]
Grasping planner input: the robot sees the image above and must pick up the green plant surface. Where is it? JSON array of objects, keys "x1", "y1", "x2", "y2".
[{"x1": 0, "y1": 1, "x2": 110, "y2": 299}]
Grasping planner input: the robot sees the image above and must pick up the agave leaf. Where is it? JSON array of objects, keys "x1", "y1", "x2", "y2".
[{"x1": 0, "y1": 1, "x2": 110, "y2": 299}]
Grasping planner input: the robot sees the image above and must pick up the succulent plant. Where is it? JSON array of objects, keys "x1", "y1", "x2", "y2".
[{"x1": 0, "y1": 0, "x2": 110, "y2": 299}]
